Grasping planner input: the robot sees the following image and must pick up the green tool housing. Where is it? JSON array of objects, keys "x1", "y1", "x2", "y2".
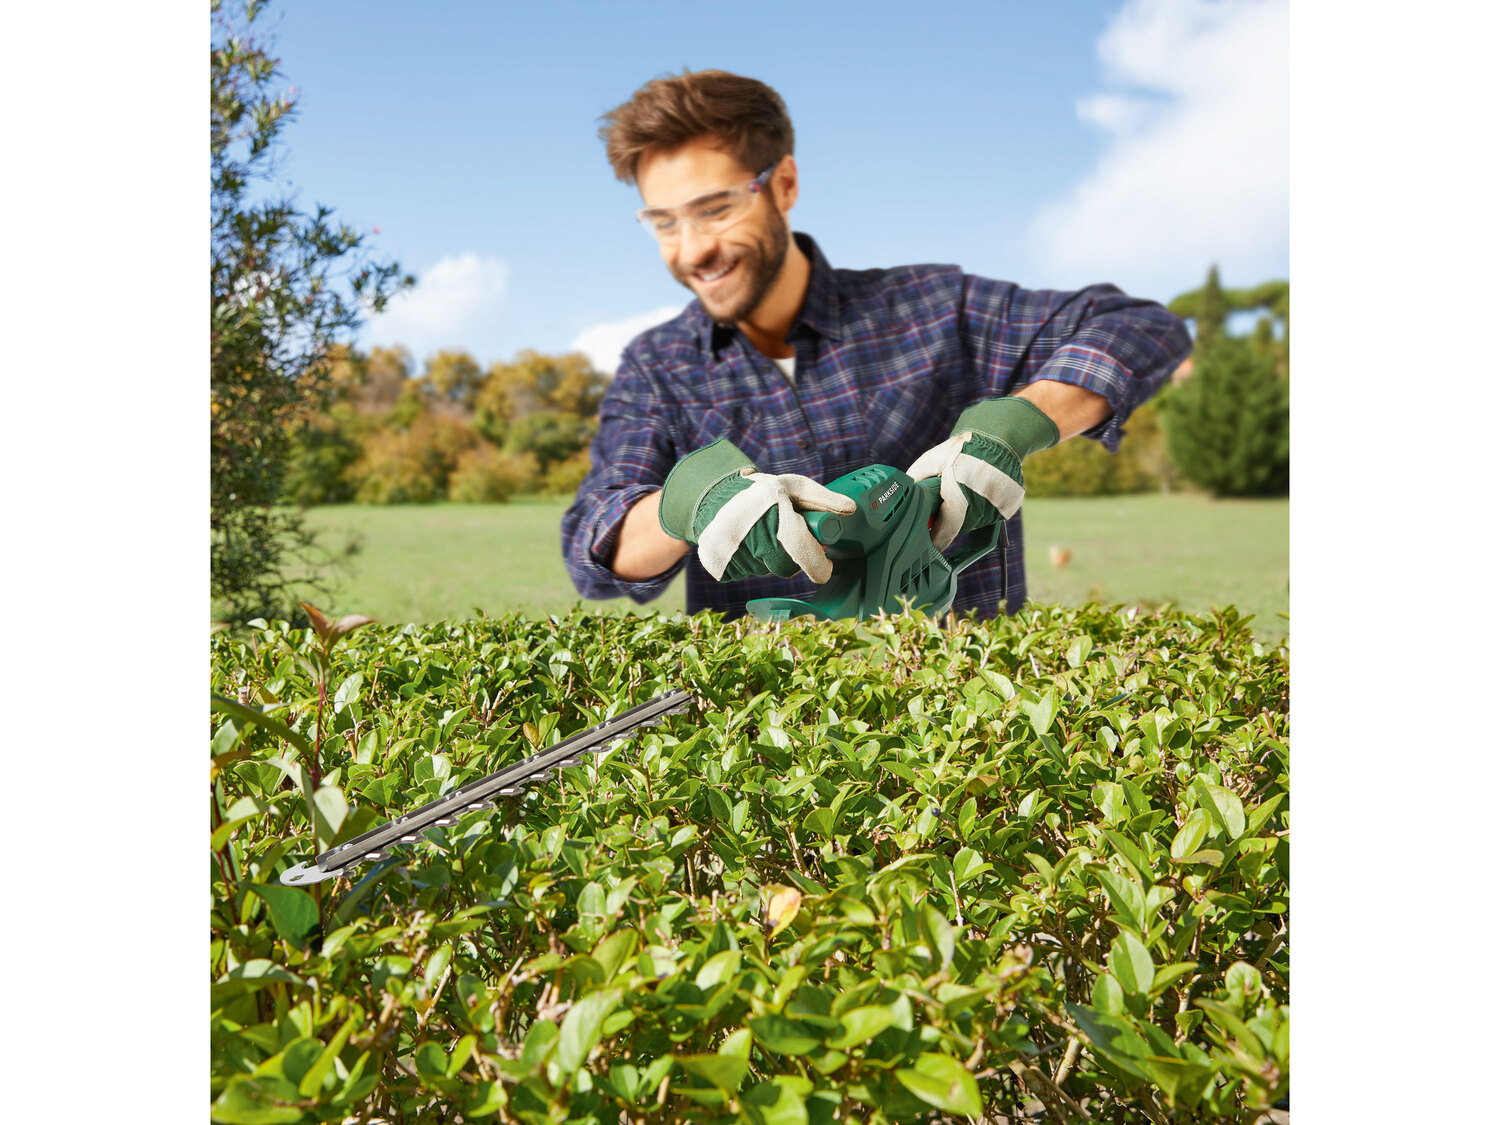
[{"x1": 746, "y1": 465, "x2": 1003, "y2": 622}]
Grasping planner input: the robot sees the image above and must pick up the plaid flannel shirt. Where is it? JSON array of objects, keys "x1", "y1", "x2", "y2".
[{"x1": 562, "y1": 233, "x2": 1190, "y2": 620}]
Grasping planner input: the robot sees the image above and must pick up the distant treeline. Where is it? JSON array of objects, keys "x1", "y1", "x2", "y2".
[
  {"x1": 291, "y1": 267, "x2": 1289, "y2": 508},
  {"x1": 287, "y1": 346, "x2": 607, "y2": 506}
]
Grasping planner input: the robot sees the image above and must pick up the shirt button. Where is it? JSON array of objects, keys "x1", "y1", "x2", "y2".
[{"x1": 798, "y1": 439, "x2": 810, "y2": 449}]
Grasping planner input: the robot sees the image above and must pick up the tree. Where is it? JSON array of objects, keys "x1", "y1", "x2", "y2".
[
  {"x1": 1163, "y1": 335, "x2": 1289, "y2": 497},
  {"x1": 477, "y1": 350, "x2": 608, "y2": 424},
  {"x1": 420, "y1": 349, "x2": 485, "y2": 414},
  {"x1": 210, "y1": 0, "x2": 409, "y2": 621},
  {"x1": 1170, "y1": 269, "x2": 1289, "y2": 350},
  {"x1": 503, "y1": 410, "x2": 595, "y2": 472}
]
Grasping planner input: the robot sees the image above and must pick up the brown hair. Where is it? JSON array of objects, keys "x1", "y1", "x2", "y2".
[{"x1": 598, "y1": 69, "x2": 795, "y2": 185}]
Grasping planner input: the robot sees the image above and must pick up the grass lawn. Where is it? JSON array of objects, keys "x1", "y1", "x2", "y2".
[{"x1": 292, "y1": 492, "x2": 1288, "y2": 640}]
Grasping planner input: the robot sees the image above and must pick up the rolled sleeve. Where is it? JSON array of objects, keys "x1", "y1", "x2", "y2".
[
  {"x1": 560, "y1": 357, "x2": 684, "y2": 604},
  {"x1": 960, "y1": 277, "x2": 1191, "y2": 452}
]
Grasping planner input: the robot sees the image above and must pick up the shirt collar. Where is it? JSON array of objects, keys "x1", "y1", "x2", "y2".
[{"x1": 699, "y1": 231, "x2": 846, "y2": 359}]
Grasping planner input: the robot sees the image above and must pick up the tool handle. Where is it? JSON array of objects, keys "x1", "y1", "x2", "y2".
[
  {"x1": 805, "y1": 508, "x2": 842, "y2": 546},
  {"x1": 948, "y1": 521, "x2": 1003, "y2": 574},
  {"x1": 917, "y1": 474, "x2": 1003, "y2": 574}
]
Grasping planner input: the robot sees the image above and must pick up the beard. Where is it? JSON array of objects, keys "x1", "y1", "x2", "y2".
[{"x1": 671, "y1": 205, "x2": 791, "y2": 325}]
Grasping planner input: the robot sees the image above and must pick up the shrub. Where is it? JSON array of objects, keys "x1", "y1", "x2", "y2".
[
  {"x1": 448, "y1": 445, "x2": 540, "y2": 502},
  {"x1": 504, "y1": 410, "x2": 594, "y2": 472},
  {"x1": 285, "y1": 415, "x2": 364, "y2": 506},
  {"x1": 350, "y1": 415, "x2": 478, "y2": 504},
  {"x1": 539, "y1": 446, "x2": 592, "y2": 497},
  {"x1": 1025, "y1": 401, "x2": 1167, "y2": 497},
  {"x1": 1164, "y1": 337, "x2": 1289, "y2": 497},
  {"x1": 210, "y1": 1, "x2": 408, "y2": 622},
  {"x1": 211, "y1": 604, "x2": 1288, "y2": 1123}
]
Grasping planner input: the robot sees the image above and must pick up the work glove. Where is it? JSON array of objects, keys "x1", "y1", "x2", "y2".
[
  {"x1": 907, "y1": 396, "x2": 1060, "y2": 551},
  {"x1": 658, "y1": 438, "x2": 857, "y2": 583}
]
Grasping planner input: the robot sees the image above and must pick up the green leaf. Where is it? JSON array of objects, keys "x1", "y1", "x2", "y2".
[
  {"x1": 952, "y1": 846, "x2": 992, "y2": 884},
  {"x1": 1196, "y1": 780, "x2": 1247, "y2": 839},
  {"x1": 803, "y1": 807, "x2": 835, "y2": 838},
  {"x1": 919, "y1": 901, "x2": 956, "y2": 969},
  {"x1": 556, "y1": 987, "x2": 622, "y2": 1073},
  {"x1": 1152, "y1": 962, "x2": 1199, "y2": 993},
  {"x1": 1093, "y1": 971, "x2": 1126, "y2": 1016},
  {"x1": 826, "y1": 1004, "x2": 899, "y2": 1049},
  {"x1": 894, "y1": 1053, "x2": 982, "y2": 1117},
  {"x1": 1170, "y1": 809, "x2": 1210, "y2": 859},
  {"x1": 1019, "y1": 691, "x2": 1059, "y2": 739},
  {"x1": 332, "y1": 672, "x2": 364, "y2": 713},
  {"x1": 280, "y1": 1038, "x2": 325, "y2": 1087},
  {"x1": 1093, "y1": 866, "x2": 1147, "y2": 932},
  {"x1": 749, "y1": 1014, "x2": 823, "y2": 1055},
  {"x1": 245, "y1": 883, "x2": 319, "y2": 947},
  {"x1": 1108, "y1": 931, "x2": 1156, "y2": 996},
  {"x1": 211, "y1": 694, "x2": 313, "y2": 757},
  {"x1": 676, "y1": 1053, "x2": 748, "y2": 1090},
  {"x1": 742, "y1": 1078, "x2": 810, "y2": 1125},
  {"x1": 211, "y1": 1076, "x2": 306, "y2": 1124},
  {"x1": 1066, "y1": 635, "x2": 1093, "y2": 667},
  {"x1": 298, "y1": 1015, "x2": 356, "y2": 1098},
  {"x1": 415, "y1": 1041, "x2": 448, "y2": 1077},
  {"x1": 312, "y1": 785, "x2": 348, "y2": 838},
  {"x1": 592, "y1": 930, "x2": 638, "y2": 981},
  {"x1": 424, "y1": 944, "x2": 453, "y2": 992},
  {"x1": 694, "y1": 949, "x2": 741, "y2": 990}
]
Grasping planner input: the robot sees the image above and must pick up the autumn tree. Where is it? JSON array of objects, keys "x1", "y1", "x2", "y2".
[
  {"x1": 420, "y1": 349, "x2": 485, "y2": 414},
  {"x1": 211, "y1": 0, "x2": 408, "y2": 620}
]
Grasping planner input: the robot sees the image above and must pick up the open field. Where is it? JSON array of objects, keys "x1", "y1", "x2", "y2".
[{"x1": 289, "y1": 492, "x2": 1288, "y2": 639}]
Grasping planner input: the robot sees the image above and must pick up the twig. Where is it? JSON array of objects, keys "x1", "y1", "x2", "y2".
[
  {"x1": 1052, "y1": 1038, "x2": 1082, "y2": 1087},
  {"x1": 1006, "y1": 1058, "x2": 1091, "y2": 1123},
  {"x1": 785, "y1": 822, "x2": 810, "y2": 877}
]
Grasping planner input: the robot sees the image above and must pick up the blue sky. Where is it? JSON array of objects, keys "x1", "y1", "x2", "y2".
[{"x1": 255, "y1": 0, "x2": 1288, "y2": 373}]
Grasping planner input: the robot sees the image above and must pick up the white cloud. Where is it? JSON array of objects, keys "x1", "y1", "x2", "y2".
[
  {"x1": 1026, "y1": 0, "x2": 1288, "y2": 298},
  {"x1": 365, "y1": 252, "x2": 510, "y2": 360},
  {"x1": 569, "y1": 305, "x2": 682, "y2": 375}
]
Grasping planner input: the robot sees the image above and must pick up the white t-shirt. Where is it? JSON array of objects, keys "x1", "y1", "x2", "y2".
[{"x1": 771, "y1": 354, "x2": 796, "y2": 385}]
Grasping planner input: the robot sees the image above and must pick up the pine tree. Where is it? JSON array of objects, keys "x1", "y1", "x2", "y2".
[
  {"x1": 1164, "y1": 335, "x2": 1289, "y2": 497},
  {"x1": 1196, "y1": 264, "x2": 1228, "y2": 347}
]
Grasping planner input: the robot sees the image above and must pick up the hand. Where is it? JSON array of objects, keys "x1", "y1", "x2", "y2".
[
  {"x1": 658, "y1": 438, "x2": 857, "y2": 583},
  {"x1": 906, "y1": 397, "x2": 1060, "y2": 550}
]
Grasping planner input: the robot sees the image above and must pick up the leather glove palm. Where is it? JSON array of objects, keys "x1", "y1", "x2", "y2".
[
  {"x1": 907, "y1": 396, "x2": 1060, "y2": 550},
  {"x1": 658, "y1": 438, "x2": 857, "y2": 583}
]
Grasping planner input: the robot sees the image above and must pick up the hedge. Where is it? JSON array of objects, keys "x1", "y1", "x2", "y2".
[{"x1": 210, "y1": 603, "x2": 1289, "y2": 1123}]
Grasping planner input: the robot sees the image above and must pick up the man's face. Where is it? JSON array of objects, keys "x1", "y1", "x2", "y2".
[{"x1": 636, "y1": 139, "x2": 792, "y2": 325}]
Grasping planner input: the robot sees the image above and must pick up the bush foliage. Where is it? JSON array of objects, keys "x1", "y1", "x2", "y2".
[
  {"x1": 1164, "y1": 338, "x2": 1289, "y2": 498},
  {"x1": 1025, "y1": 402, "x2": 1172, "y2": 498},
  {"x1": 449, "y1": 447, "x2": 542, "y2": 504},
  {"x1": 283, "y1": 348, "x2": 605, "y2": 509},
  {"x1": 210, "y1": 0, "x2": 407, "y2": 619},
  {"x1": 211, "y1": 603, "x2": 1289, "y2": 1123}
]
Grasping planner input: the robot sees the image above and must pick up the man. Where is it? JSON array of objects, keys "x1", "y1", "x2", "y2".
[{"x1": 562, "y1": 69, "x2": 1190, "y2": 621}]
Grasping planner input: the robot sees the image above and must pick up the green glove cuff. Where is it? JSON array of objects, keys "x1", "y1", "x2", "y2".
[
  {"x1": 954, "y1": 396, "x2": 1061, "y2": 461},
  {"x1": 658, "y1": 438, "x2": 755, "y2": 542}
]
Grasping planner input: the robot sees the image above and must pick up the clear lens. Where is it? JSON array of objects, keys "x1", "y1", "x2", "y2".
[{"x1": 637, "y1": 182, "x2": 758, "y2": 241}]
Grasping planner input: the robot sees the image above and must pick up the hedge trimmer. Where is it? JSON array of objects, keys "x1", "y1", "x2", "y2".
[
  {"x1": 280, "y1": 688, "x2": 694, "y2": 886},
  {"x1": 746, "y1": 465, "x2": 1003, "y2": 622}
]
